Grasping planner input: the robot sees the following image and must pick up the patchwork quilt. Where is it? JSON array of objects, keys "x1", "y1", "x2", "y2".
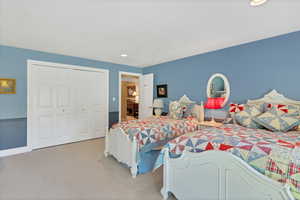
[
  {"x1": 112, "y1": 116, "x2": 199, "y2": 153},
  {"x1": 154, "y1": 124, "x2": 300, "y2": 199}
]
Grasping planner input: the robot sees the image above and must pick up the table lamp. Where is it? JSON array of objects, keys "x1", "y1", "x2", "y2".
[{"x1": 153, "y1": 99, "x2": 164, "y2": 116}]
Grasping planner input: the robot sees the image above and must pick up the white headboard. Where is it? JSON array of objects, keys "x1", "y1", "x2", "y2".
[{"x1": 247, "y1": 89, "x2": 300, "y2": 106}]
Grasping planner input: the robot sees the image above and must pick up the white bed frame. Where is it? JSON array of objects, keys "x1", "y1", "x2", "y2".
[
  {"x1": 161, "y1": 90, "x2": 300, "y2": 200},
  {"x1": 104, "y1": 95, "x2": 197, "y2": 178},
  {"x1": 104, "y1": 127, "x2": 138, "y2": 177}
]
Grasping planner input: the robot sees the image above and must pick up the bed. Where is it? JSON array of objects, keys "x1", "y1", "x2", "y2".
[
  {"x1": 155, "y1": 90, "x2": 300, "y2": 200},
  {"x1": 104, "y1": 116, "x2": 199, "y2": 177}
]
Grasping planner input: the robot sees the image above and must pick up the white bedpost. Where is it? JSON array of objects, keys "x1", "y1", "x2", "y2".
[
  {"x1": 104, "y1": 128, "x2": 109, "y2": 157},
  {"x1": 130, "y1": 136, "x2": 138, "y2": 178},
  {"x1": 161, "y1": 148, "x2": 170, "y2": 200}
]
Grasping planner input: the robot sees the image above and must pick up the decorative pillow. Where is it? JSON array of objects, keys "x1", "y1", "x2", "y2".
[
  {"x1": 229, "y1": 103, "x2": 264, "y2": 124},
  {"x1": 181, "y1": 103, "x2": 196, "y2": 118},
  {"x1": 229, "y1": 103, "x2": 245, "y2": 114},
  {"x1": 267, "y1": 104, "x2": 300, "y2": 116},
  {"x1": 254, "y1": 109, "x2": 300, "y2": 132},
  {"x1": 169, "y1": 101, "x2": 183, "y2": 120},
  {"x1": 229, "y1": 103, "x2": 265, "y2": 114},
  {"x1": 234, "y1": 105, "x2": 264, "y2": 129},
  {"x1": 178, "y1": 95, "x2": 195, "y2": 118}
]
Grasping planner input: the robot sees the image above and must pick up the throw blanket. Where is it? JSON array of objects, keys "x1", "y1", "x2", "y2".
[{"x1": 154, "y1": 124, "x2": 300, "y2": 199}]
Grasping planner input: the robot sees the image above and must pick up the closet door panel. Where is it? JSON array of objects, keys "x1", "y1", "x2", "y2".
[
  {"x1": 90, "y1": 71, "x2": 107, "y2": 138},
  {"x1": 74, "y1": 70, "x2": 92, "y2": 140},
  {"x1": 55, "y1": 68, "x2": 74, "y2": 144},
  {"x1": 33, "y1": 66, "x2": 57, "y2": 148}
]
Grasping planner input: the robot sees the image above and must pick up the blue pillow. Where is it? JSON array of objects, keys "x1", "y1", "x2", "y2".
[{"x1": 234, "y1": 105, "x2": 264, "y2": 129}]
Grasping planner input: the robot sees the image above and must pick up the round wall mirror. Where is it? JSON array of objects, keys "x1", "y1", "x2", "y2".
[{"x1": 206, "y1": 73, "x2": 230, "y2": 107}]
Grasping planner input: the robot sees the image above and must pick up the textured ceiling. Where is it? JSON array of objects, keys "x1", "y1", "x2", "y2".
[{"x1": 1, "y1": 0, "x2": 300, "y2": 67}]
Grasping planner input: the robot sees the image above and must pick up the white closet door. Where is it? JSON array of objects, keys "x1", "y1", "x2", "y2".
[
  {"x1": 74, "y1": 69, "x2": 108, "y2": 140},
  {"x1": 30, "y1": 63, "x2": 108, "y2": 149},
  {"x1": 33, "y1": 66, "x2": 74, "y2": 148},
  {"x1": 55, "y1": 67, "x2": 74, "y2": 144},
  {"x1": 90, "y1": 71, "x2": 108, "y2": 138},
  {"x1": 75, "y1": 70, "x2": 92, "y2": 141},
  {"x1": 32, "y1": 66, "x2": 56, "y2": 148}
]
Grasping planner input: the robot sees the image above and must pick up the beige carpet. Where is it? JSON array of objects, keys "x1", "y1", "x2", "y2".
[{"x1": 0, "y1": 139, "x2": 172, "y2": 200}]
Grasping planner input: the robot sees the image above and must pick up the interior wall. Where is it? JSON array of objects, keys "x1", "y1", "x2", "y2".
[
  {"x1": 0, "y1": 45, "x2": 142, "y2": 150},
  {"x1": 143, "y1": 30, "x2": 300, "y2": 112},
  {"x1": 2, "y1": 30, "x2": 300, "y2": 151}
]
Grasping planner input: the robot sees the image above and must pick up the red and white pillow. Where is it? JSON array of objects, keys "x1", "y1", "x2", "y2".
[
  {"x1": 229, "y1": 103, "x2": 245, "y2": 114},
  {"x1": 267, "y1": 103, "x2": 300, "y2": 115},
  {"x1": 229, "y1": 103, "x2": 246, "y2": 124}
]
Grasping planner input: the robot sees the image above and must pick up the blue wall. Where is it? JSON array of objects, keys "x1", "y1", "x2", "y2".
[
  {"x1": 2, "y1": 30, "x2": 300, "y2": 151},
  {"x1": 0, "y1": 45, "x2": 141, "y2": 150},
  {"x1": 144, "y1": 31, "x2": 300, "y2": 111}
]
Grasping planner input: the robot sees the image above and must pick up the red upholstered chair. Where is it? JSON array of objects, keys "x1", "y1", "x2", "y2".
[{"x1": 204, "y1": 97, "x2": 225, "y2": 109}]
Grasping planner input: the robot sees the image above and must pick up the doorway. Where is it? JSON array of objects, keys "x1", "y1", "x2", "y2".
[
  {"x1": 119, "y1": 72, "x2": 154, "y2": 122},
  {"x1": 120, "y1": 73, "x2": 140, "y2": 122}
]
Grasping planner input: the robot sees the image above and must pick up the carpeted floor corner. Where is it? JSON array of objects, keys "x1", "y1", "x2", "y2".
[{"x1": 0, "y1": 139, "x2": 173, "y2": 200}]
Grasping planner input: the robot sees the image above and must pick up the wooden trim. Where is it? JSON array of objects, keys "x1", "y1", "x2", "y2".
[
  {"x1": 27, "y1": 59, "x2": 109, "y2": 73},
  {"x1": 0, "y1": 146, "x2": 32, "y2": 157}
]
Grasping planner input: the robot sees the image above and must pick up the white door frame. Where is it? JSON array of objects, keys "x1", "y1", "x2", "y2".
[
  {"x1": 27, "y1": 59, "x2": 109, "y2": 150},
  {"x1": 118, "y1": 71, "x2": 142, "y2": 122}
]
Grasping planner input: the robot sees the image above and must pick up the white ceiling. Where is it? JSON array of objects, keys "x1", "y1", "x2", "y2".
[{"x1": 1, "y1": 0, "x2": 300, "y2": 67}]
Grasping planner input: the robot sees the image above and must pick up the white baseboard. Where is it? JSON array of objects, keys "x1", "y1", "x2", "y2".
[{"x1": 0, "y1": 146, "x2": 32, "y2": 157}]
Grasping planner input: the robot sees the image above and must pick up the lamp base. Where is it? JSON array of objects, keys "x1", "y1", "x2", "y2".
[{"x1": 154, "y1": 108, "x2": 162, "y2": 117}]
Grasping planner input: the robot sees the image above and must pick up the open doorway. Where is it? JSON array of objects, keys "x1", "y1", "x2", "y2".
[{"x1": 120, "y1": 73, "x2": 140, "y2": 122}]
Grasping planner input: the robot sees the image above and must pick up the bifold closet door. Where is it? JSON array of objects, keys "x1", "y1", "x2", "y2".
[
  {"x1": 74, "y1": 70, "x2": 108, "y2": 140},
  {"x1": 32, "y1": 66, "x2": 74, "y2": 149},
  {"x1": 31, "y1": 65, "x2": 108, "y2": 149}
]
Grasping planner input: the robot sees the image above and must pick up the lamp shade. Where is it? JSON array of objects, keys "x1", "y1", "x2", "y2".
[
  {"x1": 250, "y1": 0, "x2": 267, "y2": 6},
  {"x1": 153, "y1": 99, "x2": 164, "y2": 108},
  {"x1": 204, "y1": 97, "x2": 225, "y2": 109}
]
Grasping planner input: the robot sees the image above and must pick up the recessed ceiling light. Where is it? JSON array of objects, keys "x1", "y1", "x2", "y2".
[
  {"x1": 120, "y1": 54, "x2": 128, "y2": 57},
  {"x1": 250, "y1": 0, "x2": 267, "y2": 6}
]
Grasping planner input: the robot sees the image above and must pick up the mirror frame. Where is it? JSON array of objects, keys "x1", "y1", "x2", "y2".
[{"x1": 206, "y1": 73, "x2": 230, "y2": 107}]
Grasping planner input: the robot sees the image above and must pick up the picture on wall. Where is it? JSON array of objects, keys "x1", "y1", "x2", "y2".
[
  {"x1": 127, "y1": 86, "x2": 137, "y2": 97},
  {"x1": 157, "y1": 84, "x2": 168, "y2": 98},
  {"x1": 0, "y1": 78, "x2": 16, "y2": 94}
]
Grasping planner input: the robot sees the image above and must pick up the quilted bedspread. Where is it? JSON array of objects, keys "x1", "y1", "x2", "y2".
[
  {"x1": 112, "y1": 116, "x2": 199, "y2": 152},
  {"x1": 154, "y1": 124, "x2": 300, "y2": 199}
]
